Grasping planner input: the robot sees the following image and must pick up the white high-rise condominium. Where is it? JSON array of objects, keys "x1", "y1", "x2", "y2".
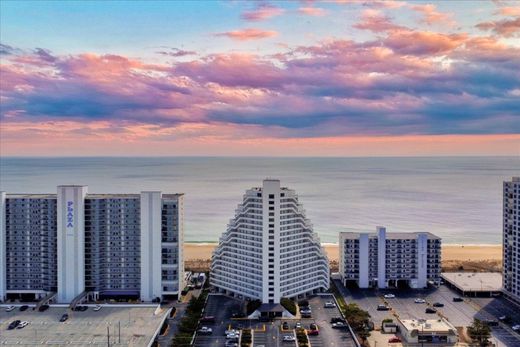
[
  {"x1": 210, "y1": 179, "x2": 329, "y2": 304},
  {"x1": 339, "y1": 227, "x2": 441, "y2": 289},
  {"x1": 0, "y1": 186, "x2": 184, "y2": 304},
  {"x1": 503, "y1": 177, "x2": 520, "y2": 305}
]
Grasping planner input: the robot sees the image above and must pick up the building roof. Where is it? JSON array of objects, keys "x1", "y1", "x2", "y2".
[
  {"x1": 340, "y1": 231, "x2": 440, "y2": 240},
  {"x1": 400, "y1": 319, "x2": 457, "y2": 334},
  {"x1": 441, "y1": 272, "x2": 502, "y2": 292},
  {"x1": 258, "y1": 303, "x2": 285, "y2": 313},
  {"x1": 5, "y1": 193, "x2": 183, "y2": 199}
]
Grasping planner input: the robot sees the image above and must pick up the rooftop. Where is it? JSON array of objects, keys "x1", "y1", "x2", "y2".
[
  {"x1": 400, "y1": 319, "x2": 457, "y2": 334},
  {"x1": 341, "y1": 231, "x2": 440, "y2": 240},
  {"x1": 0, "y1": 305, "x2": 168, "y2": 347},
  {"x1": 441, "y1": 272, "x2": 502, "y2": 292},
  {"x1": 4, "y1": 193, "x2": 183, "y2": 199}
]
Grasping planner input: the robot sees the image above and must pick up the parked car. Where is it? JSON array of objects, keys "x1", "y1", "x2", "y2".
[
  {"x1": 17, "y1": 321, "x2": 29, "y2": 329},
  {"x1": 39, "y1": 304, "x2": 50, "y2": 312},
  {"x1": 198, "y1": 326, "x2": 213, "y2": 335},
  {"x1": 414, "y1": 298, "x2": 426, "y2": 304},
  {"x1": 224, "y1": 329, "x2": 238, "y2": 335},
  {"x1": 19, "y1": 305, "x2": 29, "y2": 311},
  {"x1": 282, "y1": 321, "x2": 289, "y2": 330},
  {"x1": 225, "y1": 342, "x2": 238, "y2": 347},
  {"x1": 484, "y1": 320, "x2": 499, "y2": 327},
  {"x1": 512, "y1": 324, "x2": 520, "y2": 331},
  {"x1": 295, "y1": 322, "x2": 302, "y2": 329},
  {"x1": 226, "y1": 332, "x2": 239, "y2": 340},
  {"x1": 5, "y1": 306, "x2": 15, "y2": 312},
  {"x1": 307, "y1": 323, "x2": 319, "y2": 335},
  {"x1": 425, "y1": 307, "x2": 437, "y2": 314},
  {"x1": 60, "y1": 314, "x2": 69, "y2": 322},
  {"x1": 330, "y1": 317, "x2": 346, "y2": 323},
  {"x1": 80, "y1": 305, "x2": 88, "y2": 311},
  {"x1": 433, "y1": 302, "x2": 444, "y2": 307},
  {"x1": 384, "y1": 294, "x2": 396, "y2": 299},
  {"x1": 388, "y1": 337, "x2": 402, "y2": 343},
  {"x1": 499, "y1": 315, "x2": 510, "y2": 322},
  {"x1": 93, "y1": 305, "x2": 102, "y2": 312},
  {"x1": 283, "y1": 335, "x2": 296, "y2": 342},
  {"x1": 377, "y1": 304, "x2": 390, "y2": 311},
  {"x1": 332, "y1": 321, "x2": 347, "y2": 329},
  {"x1": 7, "y1": 320, "x2": 21, "y2": 330},
  {"x1": 324, "y1": 301, "x2": 336, "y2": 308},
  {"x1": 453, "y1": 297, "x2": 464, "y2": 302}
]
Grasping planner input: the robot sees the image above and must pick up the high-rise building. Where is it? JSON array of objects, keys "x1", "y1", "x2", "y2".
[
  {"x1": 339, "y1": 227, "x2": 441, "y2": 289},
  {"x1": 0, "y1": 186, "x2": 184, "y2": 303},
  {"x1": 210, "y1": 179, "x2": 329, "y2": 304},
  {"x1": 503, "y1": 177, "x2": 520, "y2": 304}
]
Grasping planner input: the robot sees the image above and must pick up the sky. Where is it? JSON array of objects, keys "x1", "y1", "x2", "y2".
[{"x1": 0, "y1": 0, "x2": 519, "y2": 157}]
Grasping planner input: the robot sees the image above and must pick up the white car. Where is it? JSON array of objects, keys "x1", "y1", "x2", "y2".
[
  {"x1": 226, "y1": 332, "x2": 239, "y2": 339},
  {"x1": 224, "y1": 329, "x2": 238, "y2": 335},
  {"x1": 17, "y1": 321, "x2": 29, "y2": 329},
  {"x1": 198, "y1": 326, "x2": 213, "y2": 334},
  {"x1": 295, "y1": 322, "x2": 302, "y2": 329},
  {"x1": 93, "y1": 305, "x2": 102, "y2": 311},
  {"x1": 324, "y1": 302, "x2": 336, "y2": 308},
  {"x1": 5, "y1": 306, "x2": 16, "y2": 312},
  {"x1": 384, "y1": 294, "x2": 396, "y2": 299},
  {"x1": 512, "y1": 325, "x2": 520, "y2": 331},
  {"x1": 283, "y1": 335, "x2": 296, "y2": 342},
  {"x1": 414, "y1": 298, "x2": 426, "y2": 304}
]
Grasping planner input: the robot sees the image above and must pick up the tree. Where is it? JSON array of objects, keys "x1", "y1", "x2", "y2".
[{"x1": 467, "y1": 319, "x2": 491, "y2": 346}]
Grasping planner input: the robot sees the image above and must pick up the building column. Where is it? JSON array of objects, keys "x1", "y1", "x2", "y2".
[
  {"x1": 262, "y1": 179, "x2": 281, "y2": 304},
  {"x1": 358, "y1": 233, "x2": 369, "y2": 288},
  {"x1": 140, "y1": 191, "x2": 162, "y2": 302},
  {"x1": 377, "y1": 226, "x2": 387, "y2": 289},
  {"x1": 416, "y1": 233, "x2": 428, "y2": 288},
  {"x1": 57, "y1": 185, "x2": 87, "y2": 303},
  {"x1": 0, "y1": 192, "x2": 6, "y2": 302}
]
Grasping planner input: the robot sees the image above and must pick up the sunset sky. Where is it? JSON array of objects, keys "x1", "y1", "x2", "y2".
[{"x1": 1, "y1": 0, "x2": 519, "y2": 156}]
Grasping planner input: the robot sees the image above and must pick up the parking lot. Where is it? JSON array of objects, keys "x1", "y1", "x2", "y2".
[
  {"x1": 0, "y1": 305, "x2": 168, "y2": 346},
  {"x1": 333, "y1": 278, "x2": 520, "y2": 347},
  {"x1": 193, "y1": 294, "x2": 357, "y2": 347}
]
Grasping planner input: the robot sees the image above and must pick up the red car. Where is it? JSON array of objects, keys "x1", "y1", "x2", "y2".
[
  {"x1": 388, "y1": 337, "x2": 402, "y2": 343},
  {"x1": 307, "y1": 323, "x2": 319, "y2": 335}
]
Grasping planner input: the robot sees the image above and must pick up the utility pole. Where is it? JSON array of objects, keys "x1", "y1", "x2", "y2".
[
  {"x1": 107, "y1": 326, "x2": 110, "y2": 347},
  {"x1": 119, "y1": 321, "x2": 121, "y2": 343}
]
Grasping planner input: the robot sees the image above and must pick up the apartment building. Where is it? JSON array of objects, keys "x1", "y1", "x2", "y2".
[
  {"x1": 503, "y1": 177, "x2": 520, "y2": 304},
  {"x1": 339, "y1": 227, "x2": 441, "y2": 289},
  {"x1": 0, "y1": 186, "x2": 184, "y2": 304},
  {"x1": 210, "y1": 179, "x2": 329, "y2": 304}
]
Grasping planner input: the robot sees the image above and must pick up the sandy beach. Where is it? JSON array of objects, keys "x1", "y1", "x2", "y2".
[{"x1": 184, "y1": 242, "x2": 502, "y2": 263}]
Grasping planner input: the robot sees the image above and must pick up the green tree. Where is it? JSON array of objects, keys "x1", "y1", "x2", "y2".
[{"x1": 467, "y1": 319, "x2": 491, "y2": 346}]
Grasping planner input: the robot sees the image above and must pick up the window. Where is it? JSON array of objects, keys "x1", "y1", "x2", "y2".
[{"x1": 269, "y1": 194, "x2": 274, "y2": 199}]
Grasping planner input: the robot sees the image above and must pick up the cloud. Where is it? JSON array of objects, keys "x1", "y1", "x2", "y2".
[
  {"x1": 476, "y1": 17, "x2": 520, "y2": 37},
  {"x1": 0, "y1": 43, "x2": 17, "y2": 55},
  {"x1": 156, "y1": 48, "x2": 197, "y2": 57},
  {"x1": 241, "y1": 4, "x2": 284, "y2": 21},
  {"x1": 497, "y1": 6, "x2": 520, "y2": 16},
  {"x1": 353, "y1": 9, "x2": 406, "y2": 33},
  {"x1": 298, "y1": 7, "x2": 327, "y2": 17},
  {"x1": 215, "y1": 28, "x2": 278, "y2": 41},
  {"x1": 410, "y1": 4, "x2": 455, "y2": 26}
]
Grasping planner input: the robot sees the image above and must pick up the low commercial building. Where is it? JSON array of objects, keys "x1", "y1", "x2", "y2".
[
  {"x1": 441, "y1": 272, "x2": 502, "y2": 297},
  {"x1": 211, "y1": 179, "x2": 329, "y2": 304},
  {"x1": 397, "y1": 318, "x2": 458, "y2": 344},
  {"x1": 0, "y1": 186, "x2": 185, "y2": 303},
  {"x1": 339, "y1": 227, "x2": 441, "y2": 289}
]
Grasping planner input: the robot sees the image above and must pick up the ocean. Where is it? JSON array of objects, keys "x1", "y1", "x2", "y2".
[{"x1": 0, "y1": 156, "x2": 518, "y2": 244}]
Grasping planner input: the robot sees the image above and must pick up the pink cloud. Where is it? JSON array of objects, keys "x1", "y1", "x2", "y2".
[
  {"x1": 353, "y1": 9, "x2": 405, "y2": 33},
  {"x1": 241, "y1": 5, "x2": 284, "y2": 21},
  {"x1": 215, "y1": 28, "x2": 278, "y2": 41},
  {"x1": 476, "y1": 17, "x2": 520, "y2": 37},
  {"x1": 384, "y1": 31, "x2": 467, "y2": 55},
  {"x1": 298, "y1": 7, "x2": 327, "y2": 17},
  {"x1": 497, "y1": 6, "x2": 520, "y2": 16},
  {"x1": 411, "y1": 4, "x2": 455, "y2": 26}
]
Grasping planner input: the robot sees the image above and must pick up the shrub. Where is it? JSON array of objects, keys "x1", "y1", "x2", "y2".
[{"x1": 280, "y1": 297, "x2": 297, "y2": 315}]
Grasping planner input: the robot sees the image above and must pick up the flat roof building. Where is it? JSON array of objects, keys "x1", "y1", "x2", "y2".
[
  {"x1": 397, "y1": 318, "x2": 458, "y2": 344},
  {"x1": 339, "y1": 227, "x2": 441, "y2": 289},
  {"x1": 0, "y1": 186, "x2": 185, "y2": 304},
  {"x1": 503, "y1": 177, "x2": 520, "y2": 305},
  {"x1": 211, "y1": 179, "x2": 329, "y2": 305},
  {"x1": 442, "y1": 272, "x2": 502, "y2": 296}
]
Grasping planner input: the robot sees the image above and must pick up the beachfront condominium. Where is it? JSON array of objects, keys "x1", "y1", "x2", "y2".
[
  {"x1": 503, "y1": 177, "x2": 520, "y2": 305},
  {"x1": 0, "y1": 186, "x2": 184, "y2": 304},
  {"x1": 339, "y1": 227, "x2": 441, "y2": 289},
  {"x1": 210, "y1": 179, "x2": 329, "y2": 304}
]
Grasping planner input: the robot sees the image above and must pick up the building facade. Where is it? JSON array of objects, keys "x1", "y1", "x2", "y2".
[
  {"x1": 339, "y1": 227, "x2": 441, "y2": 289},
  {"x1": 503, "y1": 177, "x2": 520, "y2": 304},
  {"x1": 210, "y1": 179, "x2": 329, "y2": 304},
  {"x1": 0, "y1": 186, "x2": 184, "y2": 303}
]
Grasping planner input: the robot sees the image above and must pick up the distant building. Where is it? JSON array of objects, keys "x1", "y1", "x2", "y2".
[
  {"x1": 210, "y1": 179, "x2": 329, "y2": 304},
  {"x1": 0, "y1": 186, "x2": 184, "y2": 303},
  {"x1": 339, "y1": 227, "x2": 441, "y2": 289},
  {"x1": 503, "y1": 177, "x2": 520, "y2": 305}
]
